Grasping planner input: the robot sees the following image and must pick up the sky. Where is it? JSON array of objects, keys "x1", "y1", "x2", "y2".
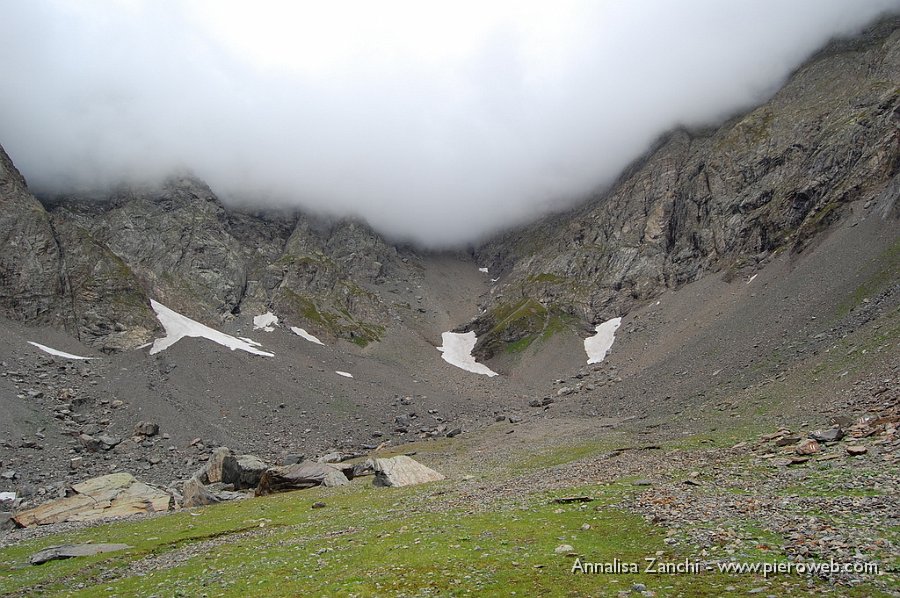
[{"x1": 1, "y1": 1, "x2": 898, "y2": 247}]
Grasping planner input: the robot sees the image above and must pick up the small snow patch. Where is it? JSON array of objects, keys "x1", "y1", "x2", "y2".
[
  {"x1": 478, "y1": 267, "x2": 489, "y2": 274},
  {"x1": 437, "y1": 331, "x2": 498, "y2": 377},
  {"x1": 253, "y1": 312, "x2": 279, "y2": 332},
  {"x1": 28, "y1": 342, "x2": 93, "y2": 360},
  {"x1": 335, "y1": 371, "x2": 353, "y2": 378},
  {"x1": 747, "y1": 274, "x2": 758, "y2": 284},
  {"x1": 0, "y1": 491, "x2": 16, "y2": 501},
  {"x1": 149, "y1": 300, "x2": 273, "y2": 357},
  {"x1": 584, "y1": 317, "x2": 622, "y2": 364},
  {"x1": 291, "y1": 326, "x2": 324, "y2": 345}
]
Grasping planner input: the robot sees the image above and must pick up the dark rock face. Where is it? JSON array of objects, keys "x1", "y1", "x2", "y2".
[{"x1": 470, "y1": 21, "x2": 900, "y2": 356}]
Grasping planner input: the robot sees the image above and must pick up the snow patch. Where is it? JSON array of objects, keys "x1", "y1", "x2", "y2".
[
  {"x1": 335, "y1": 371, "x2": 353, "y2": 378},
  {"x1": 747, "y1": 274, "x2": 758, "y2": 284},
  {"x1": 437, "y1": 331, "x2": 498, "y2": 377},
  {"x1": 0, "y1": 491, "x2": 17, "y2": 501},
  {"x1": 149, "y1": 300, "x2": 274, "y2": 357},
  {"x1": 291, "y1": 326, "x2": 324, "y2": 346},
  {"x1": 28, "y1": 342, "x2": 93, "y2": 360},
  {"x1": 478, "y1": 267, "x2": 489, "y2": 273},
  {"x1": 238, "y1": 337, "x2": 264, "y2": 347},
  {"x1": 584, "y1": 317, "x2": 622, "y2": 364},
  {"x1": 253, "y1": 312, "x2": 279, "y2": 332}
]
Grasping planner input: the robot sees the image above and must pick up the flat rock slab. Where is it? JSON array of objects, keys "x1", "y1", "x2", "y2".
[
  {"x1": 256, "y1": 462, "x2": 349, "y2": 496},
  {"x1": 30, "y1": 543, "x2": 132, "y2": 565},
  {"x1": 13, "y1": 473, "x2": 172, "y2": 527},
  {"x1": 372, "y1": 455, "x2": 444, "y2": 488}
]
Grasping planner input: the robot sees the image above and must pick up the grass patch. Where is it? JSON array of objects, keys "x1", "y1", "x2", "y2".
[
  {"x1": 511, "y1": 438, "x2": 624, "y2": 473},
  {"x1": 477, "y1": 298, "x2": 576, "y2": 357},
  {"x1": 275, "y1": 289, "x2": 384, "y2": 347},
  {"x1": 0, "y1": 479, "x2": 838, "y2": 597}
]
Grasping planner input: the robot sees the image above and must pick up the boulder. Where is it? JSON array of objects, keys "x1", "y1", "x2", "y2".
[
  {"x1": 317, "y1": 452, "x2": 344, "y2": 464},
  {"x1": 222, "y1": 454, "x2": 268, "y2": 490},
  {"x1": 372, "y1": 455, "x2": 444, "y2": 488},
  {"x1": 12, "y1": 473, "x2": 172, "y2": 527},
  {"x1": 182, "y1": 476, "x2": 220, "y2": 508},
  {"x1": 0, "y1": 511, "x2": 14, "y2": 531},
  {"x1": 810, "y1": 428, "x2": 844, "y2": 443},
  {"x1": 332, "y1": 461, "x2": 375, "y2": 481},
  {"x1": 97, "y1": 434, "x2": 122, "y2": 450},
  {"x1": 30, "y1": 543, "x2": 132, "y2": 565},
  {"x1": 133, "y1": 421, "x2": 159, "y2": 437},
  {"x1": 795, "y1": 439, "x2": 821, "y2": 456},
  {"x1": 78, "y1": 434, "x2": 101, "y2": 452},
  {"x1": 775, "y1": 436, "x2": 800, "y2": 447},
  {"x1": 255, "y1": 462, "x2": 349, "y2": 496},
  {"x1": 199, "y1": 447, "x2": 232, "y2": 484}
]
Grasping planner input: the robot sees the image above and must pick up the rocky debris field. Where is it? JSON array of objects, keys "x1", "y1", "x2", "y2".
[{"x1": 0, "y1": 354, "x2": 211, "y2": 495}]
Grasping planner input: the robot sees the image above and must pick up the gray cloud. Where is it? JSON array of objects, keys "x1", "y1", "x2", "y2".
[{"x1": 1, "y1": 1, "x2": 898, "y2": 247}]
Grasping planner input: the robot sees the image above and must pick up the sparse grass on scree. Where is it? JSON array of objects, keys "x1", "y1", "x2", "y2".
[{"x1": 1, "y1": 469, "x2": 891, "y2": 597}]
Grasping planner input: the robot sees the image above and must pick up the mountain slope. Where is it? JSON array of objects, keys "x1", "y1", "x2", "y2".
[{"x1": 469, "y1": 19, "x2": 899, "y2": 358}]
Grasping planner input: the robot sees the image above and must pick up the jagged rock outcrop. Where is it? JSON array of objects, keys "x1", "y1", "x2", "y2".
[{"x1": 469, "y1": 19, "x2": 900, "y2": 357}]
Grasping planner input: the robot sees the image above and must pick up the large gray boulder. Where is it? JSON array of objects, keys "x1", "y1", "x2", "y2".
[
  {"x1": 372, "y1": 456, "x2": 444, "y2": 488},
  {"x1": 222, "y1": 454, "x2": 268, "y2": 490}
]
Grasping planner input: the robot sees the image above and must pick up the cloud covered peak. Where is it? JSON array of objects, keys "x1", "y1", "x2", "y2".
[{"x1": 1, "y1": 1, "x2": 898, "y2": 247}]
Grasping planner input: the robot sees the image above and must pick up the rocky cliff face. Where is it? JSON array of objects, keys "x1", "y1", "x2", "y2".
[
  {"x1": 0, "y1": 145, "x2": 159, "y2": 351},
  {"x1": 0, "y1": 162, "x2": 428, "y2": 351},
  {"x1": 1, "y1": 19, "x2": 897, "y2": 356},
  {"x1": 0, "y1": 144, "x2": 65, "y2": 325},
  {"x1": 468, "y1": 19, "x2": 900, "y2": 358}
]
